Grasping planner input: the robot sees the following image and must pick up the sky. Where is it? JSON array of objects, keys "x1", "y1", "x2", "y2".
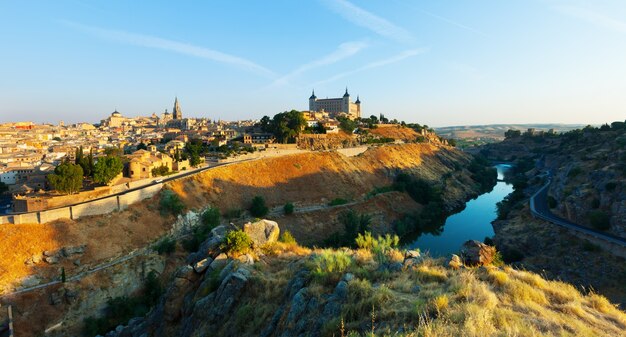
[{"x1": 1, "y1": 0, "x2": 626, "y2": 127}]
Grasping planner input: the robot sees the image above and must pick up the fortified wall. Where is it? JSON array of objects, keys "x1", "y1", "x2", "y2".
[{"x1": 0, "y1": 184, "x2": 163, "y2": 225}]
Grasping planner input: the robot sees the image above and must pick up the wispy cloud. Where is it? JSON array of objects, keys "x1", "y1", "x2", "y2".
[
  {"x1": 555, "y1": 6, "x2": 626, "y2": 34},
  {"x1": 271, "y1": 41, "x2": 368, "y2": 87},
  {"x1": 60, "y1": 20, "x2": 276, "y2": 78},
  {"x1": 321, "y1": 0, "x2": 413, "y2": 43},
  {"x1": 310, "y1": 48, "x2": 428, "y2": 87},
  {"x1": 419, "y1": 9, "x2": 487, "y2": 37}
]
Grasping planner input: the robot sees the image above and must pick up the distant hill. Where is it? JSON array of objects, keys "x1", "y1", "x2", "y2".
[{"x1": 434, "y1": 124, "x2": 586, "y2": 148}]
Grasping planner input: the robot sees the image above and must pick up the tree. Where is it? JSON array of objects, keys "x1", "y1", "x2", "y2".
[
  {"x1": 75, "y1": 146, "x2": 84, "y2": 166},
  {"x1": 269, "y1": 110, "x2": 307, "y2": 143},
  {"x1": 47, "y1": 162, "x2": 84, "y2": 194},
  {"x1": 93, "y1": 156, "x2": 124, "y2": 185},
  {"x1": 104, "y1": 147, "x2": 123, "y2": 157},
  {"x1": 337, "y1": 116, "x2": 358, "y2": 134},
  {"x1": 137, "y1": 142, "x2": 148, "y2": 151},
  {"x1": 0, "y1": 182, "x2": 8, "y2": 194},
  {"x1": 505, "y1": 129, "x2": 521, "y2": 139},
  {"x1": 250, "y1": 195, "x2": 269, "y2": 217},
  {"x1": 259, "y1": 115, "x2": 272, "y2": 132}
]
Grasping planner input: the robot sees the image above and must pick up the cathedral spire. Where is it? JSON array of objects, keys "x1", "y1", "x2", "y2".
[{"x1": 173, "y1": 97, "x2": 182, "y2": 120}]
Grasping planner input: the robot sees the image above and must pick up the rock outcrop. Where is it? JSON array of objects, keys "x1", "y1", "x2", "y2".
[
  {"x1": 243, "y1": 219, "x2": 280, "y2": 246},
  {"x1": 460, "y1": 240, "x2": 495, "y2": 266}
]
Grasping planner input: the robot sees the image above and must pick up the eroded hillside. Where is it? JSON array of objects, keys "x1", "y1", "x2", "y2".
[{"x1": 168, "y1": 143, "x2": 480, "y2": 214}]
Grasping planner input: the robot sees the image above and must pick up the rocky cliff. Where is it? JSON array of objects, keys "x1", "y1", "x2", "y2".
[
  {"x1": 103, "y1": 221, "x2": 626, "y2": 337},
  {"x1": 482, "y1": 123, "x2": 626, "y2": 237}
]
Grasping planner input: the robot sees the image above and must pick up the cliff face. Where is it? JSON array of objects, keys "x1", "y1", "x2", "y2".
[{"x1": 482, "y1": 126, "x2": 626, "y2": 237}]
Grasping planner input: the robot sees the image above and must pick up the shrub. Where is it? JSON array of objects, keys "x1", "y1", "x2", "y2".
[
  {"x1": 250, "y1": 196, "x2": 269, "y2": 217},
  {"x1": 589, "y1": 210, "x2": 610, "y2": 230},
  {"x1": 328, "y1": 198, "x2": 349, "y2": 206},
  {"x1": 355, "y1": 231, "x2": 399, "y2": 265},
  {"x1": 221, "y1": 230, "x2": 253, "y2": 255},
  {"x1": 159, "y1": 190, "x2": 185, "y2": 216},
  {"x1": 325, "y1": 210, "x2": 372, "y2": 248},
  {"x1": 225, "y1": 208, "x2": 243, "y2": 219},
  {"x1": 82, "y1": 271, "x2": 162, "y2": 336},
  {"x1": 154, "y1": 237, "x2": 176, "y2": 255},
  {"x1": 309, "y1": 250, "x2": 353, "y2": 284},
  {"x1": 201, "y1": 207, "x2": 221, "y2": 228},
  {"x1": 279, "y1": 230, "x2": 297, "y2": 244},
  {"x1": 547, "y1": 196, "x2": 557, "y2": 209},
  {"x1": 283, "y1": 202, "x2": 294, "y2": 215}
]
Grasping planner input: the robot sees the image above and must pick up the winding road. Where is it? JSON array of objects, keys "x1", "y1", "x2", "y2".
[{"x1": 529, "y1": 172, "x2": 626, "y2": 247}]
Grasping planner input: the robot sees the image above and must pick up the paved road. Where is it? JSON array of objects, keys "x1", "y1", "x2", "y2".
[{"x1": 529, "y1": 173, "x2": 626, "y2": 247}]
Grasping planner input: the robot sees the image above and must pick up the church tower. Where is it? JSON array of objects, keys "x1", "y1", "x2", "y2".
[
  {"x1": 173, "y1": 97, "x2": 182, "y2": 120},
  {"x1": 309, "y1": 90, "x2": 317, "y2": 111}
]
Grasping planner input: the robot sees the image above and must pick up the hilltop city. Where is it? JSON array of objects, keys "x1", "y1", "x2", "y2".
[{"x1": 0, "y1": 89, "x2": 436, "y2": 214}]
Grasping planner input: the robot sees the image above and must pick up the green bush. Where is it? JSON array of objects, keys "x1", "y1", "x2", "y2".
[
  {"x1": 154, "y1": 237, "x2": 176, "y2": 255},
  {"x1": 279, "y1": 230, "x2": 297, "y2": 244},
  {"x1": 201, "y1": 207, "x2": 220, "y2": 228},
  {"x1": 283, "y1": 202, "x2": 295, "y2": 215},
  {"x1": 355, "y1": 231, "x2": 399, "y2": 264},
  {"x1": 221, "y1": 230, "x2": 253, "y2": 255},
  {"x1": 250, "y1": 196, "x2": 269, "y2": 217},
  {"x1": 328, "y1": 198, "x2": 349, "y2": 206},
  {"x1": 309, "y1": 250, "x2": 353, "y2": 284},
  {"x1": 159, "y1": 190, "x2": 185, "y2": 216},
  {"x1": 589, "y1": 210, "x2": 611, "y2": 230},
  {"x1": 325, "y1": 210, "x2": 372, "y2": 248}
]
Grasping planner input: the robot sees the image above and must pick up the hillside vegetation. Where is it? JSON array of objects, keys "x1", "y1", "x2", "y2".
[
  {"x1": 168, "y1": 143, "x2": 480, "y2": 214},
  {"x1": 103, "y1": 221, "x2": 626, "y2": 337}
]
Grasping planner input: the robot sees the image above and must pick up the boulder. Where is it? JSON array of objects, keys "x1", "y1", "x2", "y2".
[
  {"x1": 193, "y1": 258, "x2": 213, "y2": 274},
  {"x1": 461, "y1": 240, "x2": 496, "y2": 266},
  {"x1": 449, "y1": 254, "x2": 463, "y2": 269},
  {"x1": 43, "y1": 250, "x2": 60, "y2": 257},
  {"x1": 243, "y1": 219, "x2": 280, "y2": 246},
  {"x1": 44, "y1": 256, "x2": 59, "y2": 264},
  {"x1": 209, "y1": 253, "x2": 229, "y2": 270},
  {"x1": 211, "y1": 225, "x2": 228, "y2": 238},
  {"x1": 20, "y1": 275, "x2": 42, "y2": 288},
  {"x1": 237, "y1": 254, "x2": 254, "y2": 265},
  {"x1": 62, "y1": 245, "x2": 86, "y2": 257},
  {"x1": 405, "y1": 250, "x2": 421, "y2": 259}
]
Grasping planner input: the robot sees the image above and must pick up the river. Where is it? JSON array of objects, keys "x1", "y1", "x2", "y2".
[{"x1": 406, "y1": 164, "x2": 513, "y2": 257}]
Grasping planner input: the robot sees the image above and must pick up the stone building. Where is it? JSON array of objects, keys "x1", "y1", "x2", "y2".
[
  {"x1": 308, "y1": 88, "x2": 361, "y2": 119},
  {"x1": 127, "y1": 149, "x2": 173, "y2": 180}
]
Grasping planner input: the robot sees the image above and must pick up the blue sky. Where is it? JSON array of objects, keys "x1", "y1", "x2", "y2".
[{"x1": 1, "y1": 0, "x2": 626, "y2": 126}]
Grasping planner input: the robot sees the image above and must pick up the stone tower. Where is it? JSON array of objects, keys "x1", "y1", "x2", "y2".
[
  {"x1": 342, "y1": 87, "x2": 350, "y2": 113},
  {"x1": 173, "y1": 97, "x2": 182, "y2": 120},
  {"x1": 309, "y1": 90, "x2": 317, "y2": 111}
]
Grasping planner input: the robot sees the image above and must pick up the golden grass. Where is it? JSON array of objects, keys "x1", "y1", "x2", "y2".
[{"x1": 415, "y1": 264, "x2": 448, "y2": 283}]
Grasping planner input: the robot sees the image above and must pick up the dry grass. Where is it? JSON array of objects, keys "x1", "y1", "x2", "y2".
[
  {"x1": 0, "y1": 200, "x2": 169, "y2": 292},
  {"x1": 304, "y1": 249, "x2": 626, "y2": 337}
]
